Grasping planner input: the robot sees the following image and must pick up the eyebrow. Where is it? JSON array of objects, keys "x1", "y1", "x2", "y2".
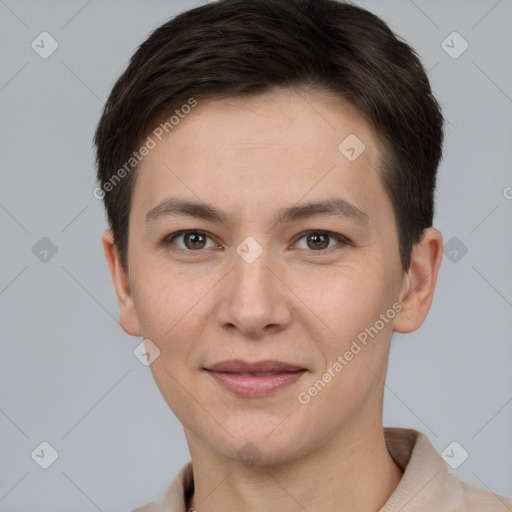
[{"x1": 145, "y1": 197, "x2": 369, "y2": 226}]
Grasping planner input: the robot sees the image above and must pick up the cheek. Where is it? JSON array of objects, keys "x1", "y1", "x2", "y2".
[
  {"x1": 291, "y1": 260, "x2": 398, "y2": 407},
  {"x1": 130, "y1": 264, "x2": 221, "y2": 388},
  {"x1": 132, "y1": 262, "x2": 212, "y2": 340},
  {"x1": 294, "y1": 273, "x2": 396, "y2": 429},
  {"x1": 133, "y1": 271, "x2": 205, "y2": 417},
  {"x1": 294, "y1": 261, "x2": 397, "y2": 343}
]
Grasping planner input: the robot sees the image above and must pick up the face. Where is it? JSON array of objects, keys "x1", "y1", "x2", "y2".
[{"x1": 103, "y1": 88, "x2": 442, "y2": 465}]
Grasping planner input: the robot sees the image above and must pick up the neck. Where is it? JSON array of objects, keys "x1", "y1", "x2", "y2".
[{"x1": 185, "y1": 422, "x2": 403, "y2": 512}]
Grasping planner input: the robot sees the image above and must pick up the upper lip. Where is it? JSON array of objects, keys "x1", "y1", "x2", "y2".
[{"x1": 204, "y1": 359, "x2": 307, "y2": 373}]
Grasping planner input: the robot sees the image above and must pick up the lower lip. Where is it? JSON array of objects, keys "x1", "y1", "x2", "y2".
[{"x1": 205, "y1": 370, "x2": 306, "y2": 397}]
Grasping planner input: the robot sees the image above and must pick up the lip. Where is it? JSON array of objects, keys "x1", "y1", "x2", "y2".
[
  {"x1": 204, "y1": 359, "x2": 307, "y2": 397},
  {"x1": 206, "y1": 359, "x2": 306, "y2": 373}
]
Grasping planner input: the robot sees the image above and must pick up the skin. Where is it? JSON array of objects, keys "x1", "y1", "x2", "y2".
[{"x1": 102, "y1": 88, "x2": 443, "y2": 511}]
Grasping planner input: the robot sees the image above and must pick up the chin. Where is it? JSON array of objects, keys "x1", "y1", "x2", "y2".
[{"x1": 206, "y1": 418, "x2": 310, "y2": 467}]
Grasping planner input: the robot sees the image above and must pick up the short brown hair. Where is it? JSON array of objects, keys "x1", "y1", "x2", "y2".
[{"x1": 94, "y1": 0, "x2": 444, "y2": 271}]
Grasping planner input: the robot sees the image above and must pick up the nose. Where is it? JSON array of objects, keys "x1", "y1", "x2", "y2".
[{"x1": 215, "y1": 245, "x2": 293, "y2": 338}]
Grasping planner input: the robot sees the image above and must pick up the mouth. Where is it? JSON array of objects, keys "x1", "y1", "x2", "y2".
[
  {"x1": 203, "y1": 359, "x2": 307, "y2": 397},
  {"x1": 205, "y1": 359, "x2": 307, "y2": 373}
]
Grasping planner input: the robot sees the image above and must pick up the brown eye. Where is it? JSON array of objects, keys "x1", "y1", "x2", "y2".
[
  {"x1": 306, "y1": 233, "x2": 329, "y2": 250},
  {"x1": 294, "y1": 231, "x2": 349, "y2": 252},
  {"x1": 164, "y1": 230, "x2": 216, "y2": 252},
  {"x1": 183, "y1": 232, "x2": 207, "y2": 250}
]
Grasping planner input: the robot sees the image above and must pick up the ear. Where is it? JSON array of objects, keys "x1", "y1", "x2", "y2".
[
  {"x1": 393, "y1": 227, "x2": 443, "y2": 333},
  {"x1": 101, "y1": 229, "x2": 141, "y2": 336}
]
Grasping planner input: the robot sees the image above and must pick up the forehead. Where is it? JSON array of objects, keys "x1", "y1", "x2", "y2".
[
  {"x1": 132, "y1": 88, "x2": 390, "y2": 224},
  {"x1": 149, "y1": 88, "x2": 381, "y2": 162}
]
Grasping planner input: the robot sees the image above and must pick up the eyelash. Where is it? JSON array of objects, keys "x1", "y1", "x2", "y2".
[{"x1": 161, "y1": 229, "x2": 352, "y2": 255}]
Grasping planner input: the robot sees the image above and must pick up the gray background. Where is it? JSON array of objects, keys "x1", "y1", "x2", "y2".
[{"x1": 0, "y1": 0, "x2": 511, "y2": 510}]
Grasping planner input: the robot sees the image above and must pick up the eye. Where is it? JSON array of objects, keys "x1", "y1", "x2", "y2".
[
  {"x1": 163, "y1": 230, "x2": 217, "y2": 251},
  {"x1": 162, "y1": 229, "x2": 350, "y2": 254},
  {"x1": 294, "y1": 230, "x2": 349, "y2": 251}
]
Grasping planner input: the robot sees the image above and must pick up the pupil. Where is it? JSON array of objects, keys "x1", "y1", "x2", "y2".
[{"x1": 309, "y1": 233, "x2": 328, "y2": 250}]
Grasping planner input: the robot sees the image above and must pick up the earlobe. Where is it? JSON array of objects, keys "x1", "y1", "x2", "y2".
[
  {"x1": 393, "y1": 228, "x2": 443, "y2": 334},
  {"x1": 101, "y1": 229, "x2": 142, "y2": 337}
]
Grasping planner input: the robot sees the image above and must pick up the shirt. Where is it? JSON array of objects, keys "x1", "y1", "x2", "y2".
[{"x1": 132, "y1": 427, "x2": 512, "y2": 511}]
